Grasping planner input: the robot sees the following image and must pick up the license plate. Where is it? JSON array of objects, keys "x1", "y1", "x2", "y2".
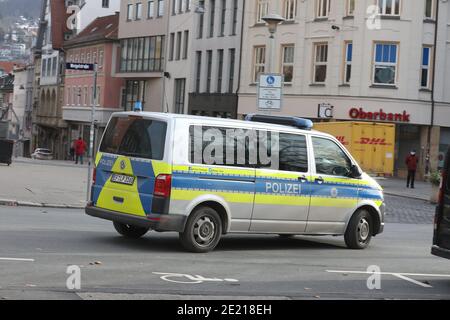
[{"x1": 111, "y1": 174, "x2": 135, "y2": 185}]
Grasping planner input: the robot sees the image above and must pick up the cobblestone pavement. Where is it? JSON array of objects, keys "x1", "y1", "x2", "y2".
[{"x1": 385, "y1": 195, "x2": 435, "y2": 224}]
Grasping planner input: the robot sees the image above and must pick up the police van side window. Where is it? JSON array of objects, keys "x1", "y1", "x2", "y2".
[
  {"x1": 278, "y1": 133, "x2": 308, "y2": 173},
  {"x1": 189, "y1": 125, "x2": 254, "y2": 167},
  {"x1": 312, "y1": 137, "x2": 352, "y2": 177}
]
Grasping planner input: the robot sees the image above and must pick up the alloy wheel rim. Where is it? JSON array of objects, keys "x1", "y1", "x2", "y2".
[
  {"x1": 357, "y1": 218, "x2": 370, "y2": 243},
  {"x1": 193, "y1": 216, "x2": 216, "y2": 247}
]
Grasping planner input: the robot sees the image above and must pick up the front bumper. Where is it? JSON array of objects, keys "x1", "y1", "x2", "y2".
[
  {"x1": 431, "y1": 245, "x2": 450, "y2": 260},
  {"x1": 85, "y1": 204, "x2": 187, "y2": 232}
]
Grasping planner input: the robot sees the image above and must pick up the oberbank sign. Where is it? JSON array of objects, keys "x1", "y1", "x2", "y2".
[{"x1": 349, "y1": 107, "x2": 410, "y2": 123}]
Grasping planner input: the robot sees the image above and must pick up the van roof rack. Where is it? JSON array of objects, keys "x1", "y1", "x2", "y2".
[{"x1": 244, "y1": 114, "x2": 314, "y2": 131}]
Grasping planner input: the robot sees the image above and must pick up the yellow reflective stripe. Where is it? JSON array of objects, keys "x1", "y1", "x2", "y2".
[
  {"x1": 173, "y1": 165, "x2": 255, "y2": 177},
  {"x1": 255, "y1": 194, "x2": 310, "y2": 206},
  {"x1": 95, "y1": 152, "x2": 103, "y2": 166},
  {"x1": 374, "y1": 200, "x2": 383, "y2": 207},
  {"x1": 310, "y1": 197, "x2": 357, "y2": 208},
  {"x1": 152, "y1": 160, "x2": 172, "y2": 176},
  {"x1": 172, "y1": 189, "x2": 254, "y2": 203}
]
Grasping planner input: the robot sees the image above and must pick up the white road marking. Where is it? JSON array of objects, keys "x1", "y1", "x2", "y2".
[
  {"x1": 0, "y1": 257, "x2": 35, "y2": 262},
  {"x1": 326, "y1": 270, "x2": 450, "y2": 288},
  {"x1": 153, "y1": 272, "x2": 238, "y2": 284}
]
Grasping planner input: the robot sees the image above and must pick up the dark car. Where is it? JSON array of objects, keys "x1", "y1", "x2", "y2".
[{"x1": 432, "y1": 148, "x2": 450, "y2": 259}]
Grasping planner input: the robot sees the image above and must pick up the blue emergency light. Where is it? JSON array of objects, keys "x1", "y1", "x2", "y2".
[{"x1": 245, "y1": 114, "x2": 314, "y2": 131}]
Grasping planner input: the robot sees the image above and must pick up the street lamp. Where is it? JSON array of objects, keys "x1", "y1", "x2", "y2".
[{"x1": 262, "y1": 14, "x2": 285, "y2": 74}]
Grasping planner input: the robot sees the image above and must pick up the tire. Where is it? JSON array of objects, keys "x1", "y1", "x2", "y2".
[
  {"x1": 113, "y1": 221, "x2": 150, "y2": 239},
  {"x1": 344, "y1": 209, "x2": 373, "y2": 249},
  {"x1": 179, "y1": 206, "x2": 222, "y2": 253}
]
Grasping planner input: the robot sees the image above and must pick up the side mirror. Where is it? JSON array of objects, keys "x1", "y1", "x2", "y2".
[{"x1": 350, "y1": 165, "x2": 362, "y2": 178}]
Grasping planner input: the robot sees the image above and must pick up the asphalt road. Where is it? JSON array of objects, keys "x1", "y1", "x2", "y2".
[{"x1": 0, "y1": 200, "x2": 449, "y2": 300}]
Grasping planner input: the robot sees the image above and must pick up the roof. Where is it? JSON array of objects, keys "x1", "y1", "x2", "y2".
[
  {"x1": 110, "y1": 112, "x2": 332, "y2": 137},
  {"x1": 64, "y1": 13, "x2": 120, "y2": 48},
  {"x1": 50, "y1": 0, "x2": 71, "y2": 50},
  {"x1": 0, "y1": 62, "x2": 23, "y2": 74}
]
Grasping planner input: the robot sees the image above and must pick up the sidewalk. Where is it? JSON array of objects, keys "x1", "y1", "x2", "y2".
[
  {"x1": 374, "y1": 176, "x2": 432, "y2": 201},
  {"x1": 0, "y1": 157, "x2": 89, "y2": 208}
]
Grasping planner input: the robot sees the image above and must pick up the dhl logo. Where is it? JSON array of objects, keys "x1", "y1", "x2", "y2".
[
  {"x1": 357, "y1": 138, "x2": 392, "y2": 146},
  {"x1": 336, "y1": 136, "x2": 349, "y2": 145}
]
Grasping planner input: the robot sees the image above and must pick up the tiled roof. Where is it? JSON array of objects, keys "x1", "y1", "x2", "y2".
[
  {"x1": 0, "y1": 62, "x2": 24, "y2": 74},
  {"x1": 64, "y1": 13, "x2": 119, "y2": 47}
]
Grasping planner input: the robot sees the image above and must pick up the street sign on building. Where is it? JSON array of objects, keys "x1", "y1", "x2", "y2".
[
  {"x1": 258, "y1": 74, "x2": 283, "y2": 111},
  {"x1": 65, "y1": 63, "x2": 95, "y2": 71},
  {"x1": 318, "y1": 103, "x2": 334, "y2": 118}
]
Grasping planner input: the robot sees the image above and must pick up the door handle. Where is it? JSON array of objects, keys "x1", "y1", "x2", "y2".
[
  {"x1": 113, "y1": 196, "x2": 124, "y2": 203},
  {"x1": 298, "y1": 175, "x2": 308, "y2": 183},
  {"x1": 315, "y1": 177, "x2": 324, "y2": 184}
]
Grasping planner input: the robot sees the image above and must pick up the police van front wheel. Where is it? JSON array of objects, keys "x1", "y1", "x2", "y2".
[
  {"x1": 179, "y1": 206, "x2": 222, "y2": 253},
  {"x1": 113, "y1": 222, "x2": 150, "y2": 239},
  {"x1": 344, "y1": 209, "x2": 373, "y2": 249}
]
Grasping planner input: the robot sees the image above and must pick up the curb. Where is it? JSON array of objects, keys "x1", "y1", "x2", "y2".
[
  {"x1": 0, "y1": 199, "x2": 84, "y2": 209},
  {"x1": 383, "y1": 191, "x2": 431, "y2": 202}
]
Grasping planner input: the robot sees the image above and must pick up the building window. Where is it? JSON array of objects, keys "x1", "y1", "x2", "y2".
[
  {"x1": 98, "y1": 50, "x2": 104, "y2": 68},
  {"x1": 206, "y1": 50, "x2": 213, "y2": 92},
  {"x1": 217, "y1": 49, "x2": 224, "y2": 92},
  {"x1": 421, "y1": 46, "x2": 432, "y2": 88},
  {"x1": 231, "y1": 0, "x2": 238, "y2": 35},
  {"x1": 178, "y1": 0, "x2": 183, "y2": 13},
  {"x1": 174, "y1": 78, "x2": 186, "y2": 114},
  {"x1": 120, "y1": 36, "x2": 165, "y2": 72},
  {"x1": 183, "y1": 30, "x2": 189, "y2": 59},
  {"x1": 256, "y1": 0, "x2": 269, "y2": 23},
  {"x1": 284, "y1": 0, "x2": 297, "y2": 21},
  {"x1": 195, "y1": 51, "x2": 202, "y2": 92},
  {"x1": 228, "y1": 48, "x2": 235, "y2": 93},
  {"x1": 102, "y1": 0, "x2": 110, "y2": 8},
  {"x1": 172, "y1": 0, "x2": 177, "y2": 15},
  {"x1": 176, "y1": 31, "x2": 182, "y2": 60},
  {"x1": 282, "y1": 45, "x2": 294, "y2": 83},
  {"x1": 425, "y1": 0, "x2": 435, "y2": 19},
  {"x1": 253, "y1": 46, "x2": 266, "y2": 83},
  {"x1": 169, "y1": 33, "x2": 175, "y2": 61},
  {"x1": 52, "y1": 57, "x2": 57, "y2": 76},
  {"x1": 198, "y1": 0, "x2": 205, "y2": 38},
  {"x1": 135, "y1": 3, "x2": 143, "y2": 19},
  {"x1": 344, "y1": 42, "x2": 352, "y2": 84},
  {"x1": 346, "y1": 0, "x2": 355, "y2": 16},
  {"x1": 157, "y1": 0, "x2": 164, "y2": 17},
  {"x1": 373, "y1": 43, "x2": 398, "y2": 85},
  {"x1": 186, "y1": 0, "x2": 191, "y2": 11},
  {"x1": 148, "y1": 0, "x2": 154, "y2": 18},
  {"x1": 209, "y1": 0, "x2": 215, "y2": 37},
  {"x1": 313, "y1": 43, "x2": 328, "y2": 83},
  {"x1": 377, "y1": 0, "x2": 400, "y2": 16},
  {"x1": 220, "y1": 0, "x2": 226, "y2": 36},
  {"x1": 124, "y1": 80, "x2": 146, "y2": 111},
  {"x1": 127, "y1": 4, "x2": 133, "y2": 20},
  {"x1": 316, "y1": 0, "x2": 330, "y2": 18}
]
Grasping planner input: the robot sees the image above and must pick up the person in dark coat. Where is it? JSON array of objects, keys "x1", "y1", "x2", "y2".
[{"x1": 405, "y1": 150, "x2": 418, "y2": 188}]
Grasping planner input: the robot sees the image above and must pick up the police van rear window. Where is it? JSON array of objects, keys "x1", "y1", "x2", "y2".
[{"x1": 100, "y1": 116, "x2": 167, "y2": 160}]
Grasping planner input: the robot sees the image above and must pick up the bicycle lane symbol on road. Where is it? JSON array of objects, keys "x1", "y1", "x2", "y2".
[{"x1": 153, "y1": 272, "x2": 239, "y2": 284}]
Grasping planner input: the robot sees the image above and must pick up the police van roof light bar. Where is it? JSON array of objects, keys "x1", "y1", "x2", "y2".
[{"x1": 245, "y1": 114, "x2": 314, "y2": 131}]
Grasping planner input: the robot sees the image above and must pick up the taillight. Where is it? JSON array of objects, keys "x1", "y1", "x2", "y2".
[
  {"x1": 154, "y1": 174, "x2": 172, "y2": 198},
  {"x1": 92, "y1": 167, "x2": 97, "y2": 184}
]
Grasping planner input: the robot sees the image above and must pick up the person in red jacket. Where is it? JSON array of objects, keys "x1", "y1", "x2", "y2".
[
  {"x1": 405, "y1": 150, "x2": 418, "y2": 188},
  {"x1": 74, "y1": 137, "x2": 87, "y2": 165}
]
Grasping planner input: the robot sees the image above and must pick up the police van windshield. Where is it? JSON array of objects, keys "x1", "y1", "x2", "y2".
[{"x1": 100, "y1": 116, "x2": 167, "y2": 160}]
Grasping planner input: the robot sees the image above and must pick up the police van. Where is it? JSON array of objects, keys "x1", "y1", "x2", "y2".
[{"x1": 86, "y1": 112, "x2": 385, "y2": 253}]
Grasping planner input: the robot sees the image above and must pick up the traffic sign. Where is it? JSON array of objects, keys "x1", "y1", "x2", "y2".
[
  {"x1": 65, "y1": 63, "x2": 95, "y2": 71},
  {"x1": 258, "y1": 73, "x2": 283, "y2": 111}
]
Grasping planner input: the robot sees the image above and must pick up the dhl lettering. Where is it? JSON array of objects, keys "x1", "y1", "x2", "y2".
[
  {"x1": 265, "y1": 182, "x2": 302, "y2": 195},
  {"x1": 357, "y1": 138, "x2": 392, "y2": 146},
  {"x1": 336, "y1": 136, "x2": 349, "y2": 145}
]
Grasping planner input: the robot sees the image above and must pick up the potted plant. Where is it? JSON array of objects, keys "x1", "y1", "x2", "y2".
[{"x1": 429, "y1": 170, "x2": 441, "y2": 203}]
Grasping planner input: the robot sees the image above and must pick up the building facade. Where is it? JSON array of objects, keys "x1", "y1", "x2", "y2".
[
  {"x1": 63, "y1": 13, "x2": 124, "y2": 152},
  {"x1": 116, "y1": 0, "x2": 168, "y2": 112},
  {"x1": 238, "y1": 0, "x2": 450, "y2": 177}
]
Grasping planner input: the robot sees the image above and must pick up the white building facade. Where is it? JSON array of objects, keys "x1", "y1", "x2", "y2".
[{"x1": 238, "y1": 0, "x2": 450, "y2": 177}]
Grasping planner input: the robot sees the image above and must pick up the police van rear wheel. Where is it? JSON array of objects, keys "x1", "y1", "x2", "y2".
[
  {"x1": 344, "y1": 209, "x2": 373, "y2": 249},
  {"x1": 113, "y1": 222, "x2": 150, "y2": 239},
  {"x1": 179, "y1": 206, "x2": 222, "y2": 253}
]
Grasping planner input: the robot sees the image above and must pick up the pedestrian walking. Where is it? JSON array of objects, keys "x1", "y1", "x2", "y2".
[
  {"x1": 74, "y1": 137, "x2": 87, "y2": 165},
  {"x1": 69, "y1": 143, "x2": 75, "y2": 161},
  {"x1": 405, "y1": 150, "x2": 418, "y2": 188}
]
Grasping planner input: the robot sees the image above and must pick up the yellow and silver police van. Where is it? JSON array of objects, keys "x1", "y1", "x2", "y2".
[{"x1": 86, "y1": 112, "x2": 385, "y2": 253}]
